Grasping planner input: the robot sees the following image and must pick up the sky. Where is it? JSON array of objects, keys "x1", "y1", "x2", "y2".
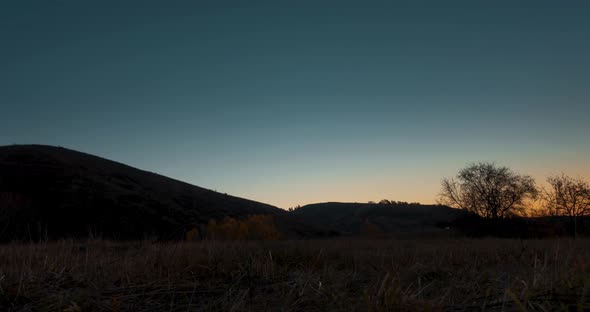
[{"x1": 1, "y1": 1, "x2": 589, "y2": 209}]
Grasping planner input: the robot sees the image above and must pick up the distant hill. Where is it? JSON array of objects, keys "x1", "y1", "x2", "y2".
[
  {"x1": 0, "y1": 145, "x2": 284, "y2": 240},
  {"x1": 291, "y1": 202, "x2": 466, "y2": 236}
]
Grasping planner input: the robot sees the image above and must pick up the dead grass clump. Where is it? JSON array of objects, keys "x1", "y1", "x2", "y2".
[{"x1": 0, "y1": 238, "x2": 589, "y2": 311}]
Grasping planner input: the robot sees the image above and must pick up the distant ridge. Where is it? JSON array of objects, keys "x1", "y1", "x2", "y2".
[
  {"x1": 291, "y1": 201, "x2": 466, "y2": 235},
  {"x1": 0, "y1": 145, "x2": 283, "y2": 240}
]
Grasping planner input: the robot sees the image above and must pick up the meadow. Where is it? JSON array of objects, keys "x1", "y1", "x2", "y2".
[{"x1": 0, "y1": 238, "x2": 589, "y2": 311}]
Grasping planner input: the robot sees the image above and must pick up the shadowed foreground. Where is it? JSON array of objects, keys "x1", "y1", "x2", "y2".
[{"x1": 1, "y1": 239, "x2": 589, "y2": 311}]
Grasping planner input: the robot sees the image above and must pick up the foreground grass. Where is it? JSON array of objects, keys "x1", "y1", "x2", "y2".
[{"x1": 0, "y1": 239, "x2": 589, "y2": 311}]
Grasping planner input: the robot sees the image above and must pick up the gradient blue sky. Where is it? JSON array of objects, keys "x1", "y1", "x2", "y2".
[{"x1": 2, "y1": 1, "x2": 589, "y2": 208}]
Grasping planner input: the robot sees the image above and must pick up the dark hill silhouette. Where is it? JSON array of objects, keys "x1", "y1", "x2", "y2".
[
  {"x1": 291, "y1": 202, "x2": 467, "y2": 236},
  {"x1": 0, "y1": 145, "x2": 284, "y2": 240},
  {"x1": 291, "y1": 202, "x2": 580, "y2": 238}
]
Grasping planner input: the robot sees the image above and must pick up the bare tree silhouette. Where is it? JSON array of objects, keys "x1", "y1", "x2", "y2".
[
  {"x1": 542, "y1": 174, "x2": 590, "y2": 238},
  {"x1": 439, "y1": 162, "x2": 538, "y2": 219}
]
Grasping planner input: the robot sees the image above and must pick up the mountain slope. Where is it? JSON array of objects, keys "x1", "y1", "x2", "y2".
[{"x1": 0, "y1": 145, "x2": 283, "y2": 240}]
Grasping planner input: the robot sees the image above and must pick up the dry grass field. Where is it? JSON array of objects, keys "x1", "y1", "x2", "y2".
[{"x1": 0, "y1": 238, "x2": 589, "y2": 311}]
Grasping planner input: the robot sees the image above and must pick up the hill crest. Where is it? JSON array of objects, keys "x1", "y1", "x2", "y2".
[{"x1": 0, "y1": 144, "x2": 283, "y2": 240}]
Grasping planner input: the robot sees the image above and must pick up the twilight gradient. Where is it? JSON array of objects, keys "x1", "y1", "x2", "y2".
[{"x1": 1, "y1": 0, "x2": 589, "y2": 208}]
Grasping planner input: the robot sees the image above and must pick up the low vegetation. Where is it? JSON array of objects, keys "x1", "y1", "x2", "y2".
[
  {"x1": 205, "y1": 215, "x2": 280, "y2": 240},
  {"x1": 1, "y1": 238, "x2": 589, "y2": 311}
]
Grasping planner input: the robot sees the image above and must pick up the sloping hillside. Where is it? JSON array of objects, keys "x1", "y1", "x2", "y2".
[
  {"x1": 0, "y1": 145, "x2": 284, "y2": 240},
  {"x1": 291, "y1": 202, "x2": 466, "y2": 236}
]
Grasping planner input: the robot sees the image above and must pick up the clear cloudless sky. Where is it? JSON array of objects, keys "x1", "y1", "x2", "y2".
[{"x1": 1, "y1": 0, "x2": 589, "y2": 208}]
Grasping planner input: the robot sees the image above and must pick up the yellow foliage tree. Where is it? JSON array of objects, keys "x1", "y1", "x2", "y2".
[
  {"x1": 206, "y1": 215, "x2": 280, "y2": 240},
  {"x1": 361, "y1": 218, "x2": 382, "y2": 236},
  {"x1": 206, "y1": 219, "x2": 219, "y2": 240},
  {"x1": 237, "y1": 222, "x2": 249, "y2": 239},
  {"x1": 243, "y1": 215, "x2": 280, "y2": 240},
  {"x1": 185, "y1": 227, "x2": 199, "y2": 242}
]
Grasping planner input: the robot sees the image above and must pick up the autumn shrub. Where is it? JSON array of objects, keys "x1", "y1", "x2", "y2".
[
  {"x1": 361, "y1": 218, "x2": 383, "y2": 236},
  {"x1": 206, "y1": 215, "x2": 280, "y2": 240},
  {"x1": 185, "y1": 227, "x2": 200, "y2": 241}
]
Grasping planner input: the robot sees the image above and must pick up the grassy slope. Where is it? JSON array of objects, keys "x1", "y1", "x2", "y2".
[{"x1": 0, "y1": 145, "x2": 284, "y2": 240}]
